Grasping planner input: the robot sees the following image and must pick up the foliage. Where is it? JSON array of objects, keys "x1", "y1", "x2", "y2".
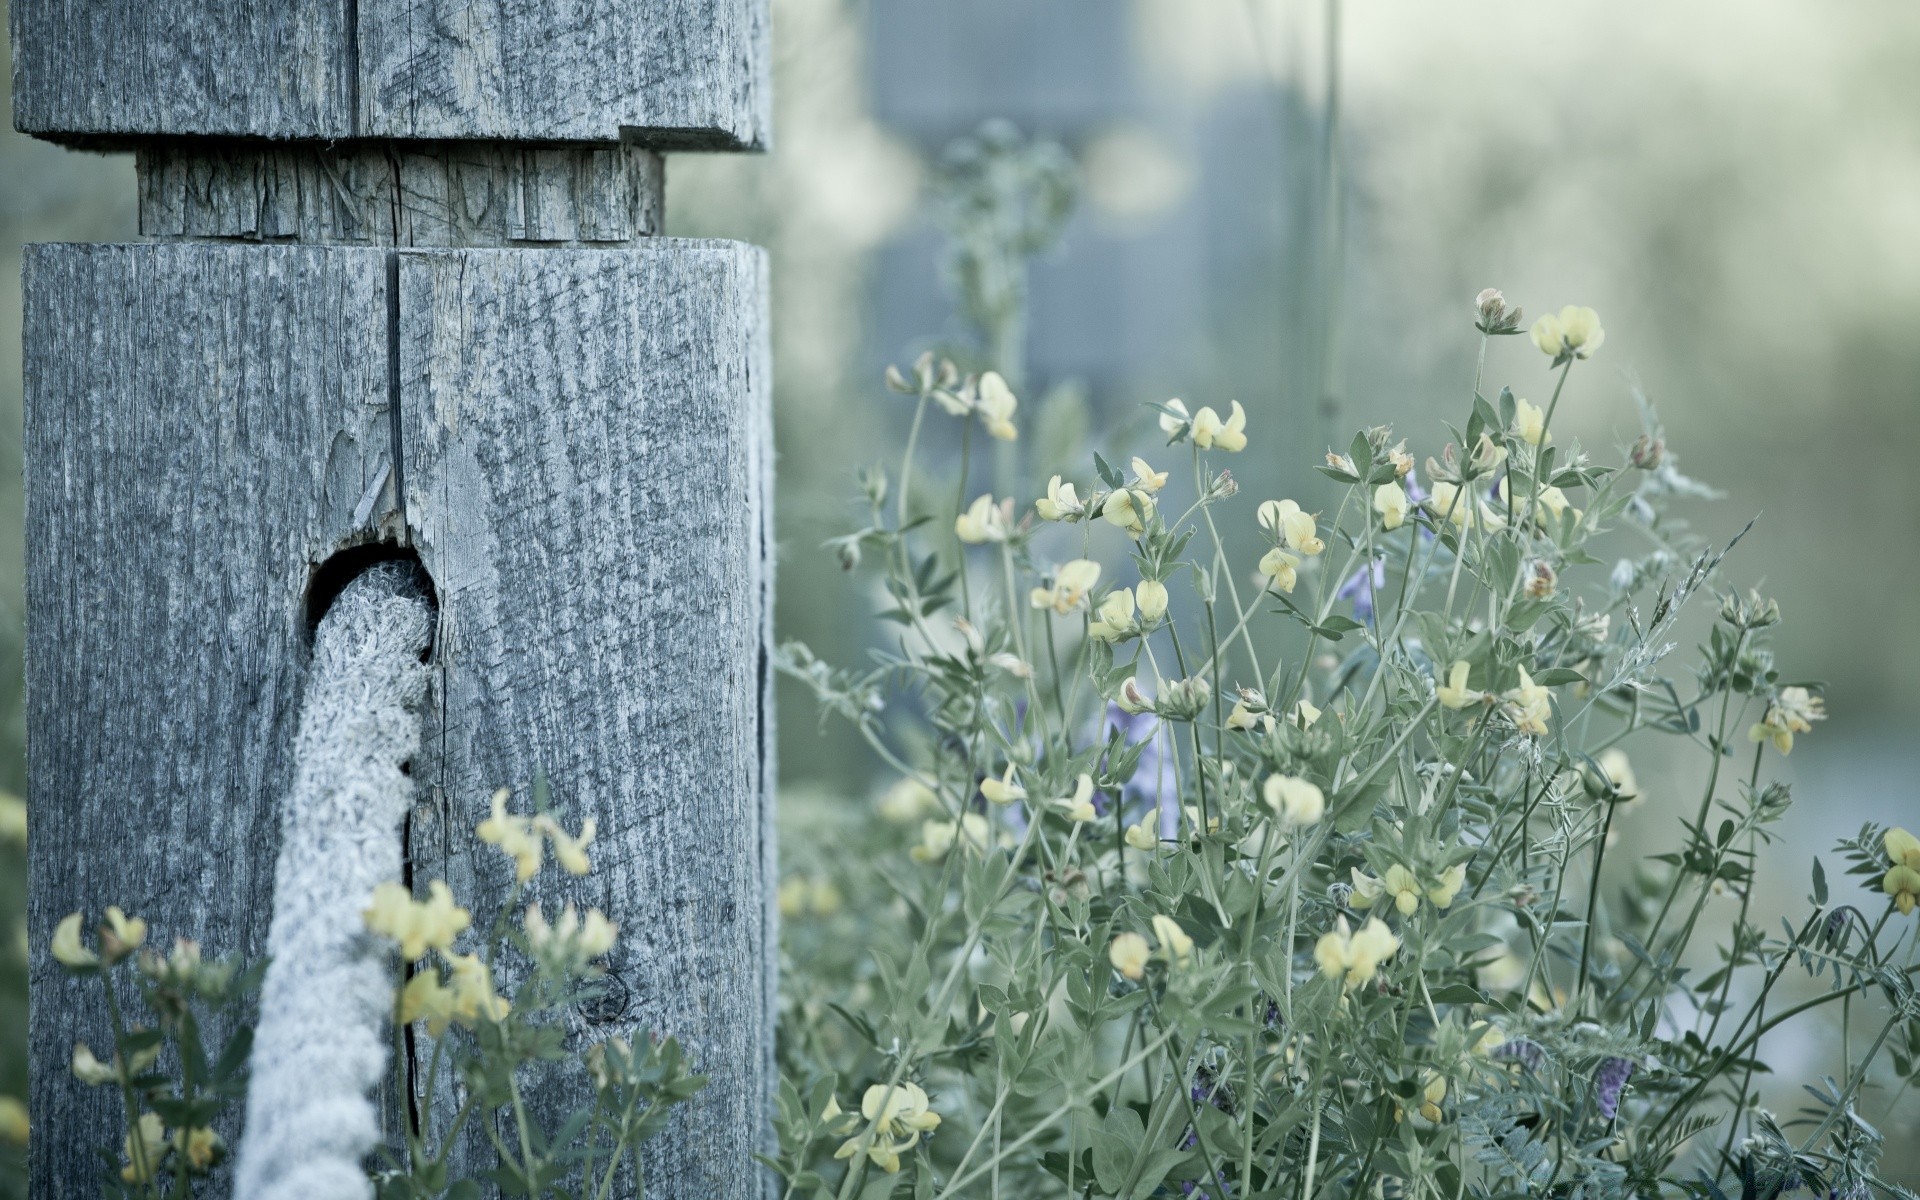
[{"x1": 770, "y1": 156, "x2": 1920, "y2": 1198}]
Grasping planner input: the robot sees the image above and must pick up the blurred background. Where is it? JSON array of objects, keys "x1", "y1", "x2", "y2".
[{"x1": 3, "y1": 0, "x2": 1916, "y2": 1184}]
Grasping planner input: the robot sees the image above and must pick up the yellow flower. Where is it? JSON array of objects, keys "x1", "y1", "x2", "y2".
[
  {"x1": 1190, "y1": 401, "x2": 1248, "y2": 452},
  {"x1": 1108, "y1": 932, "x2": 1151, "y2": 981},
  {"x1": 72, "y1": 1042, "x2": 118, "y2": 1086},
  {"x1": 1598, "y1": 749, "x2": 1639, "y2": 801},
  {"x1": 1057, "y1": 774, "x2": 1098, "y2": 823},
  {"x1": 398, "y1": 970, "x2": 458, "y2": 1035},
  {"x1": 121, "y1": 1112, "x2": 167, "y2": 1184},
  {"x1": 1381, "y1": 864, "x2": 1424, "y2": 916},
  {"x1": 477, "y1": 789, "x2": 543, "y2": 881},
  {"x1": 1884, "y1": 828, "x2": 1920, "y2": 915},
  {"x1": 51, "y1": 912, "x2": 98, "y2": 969},
  {"x1": 1135, "y1": 579, "x2": 1168, "y2": 625},
  {"x1": 100, "y1": 907, "x2": 148, "y2": 964},
  {"x1": 364, "y1": 880, "x2": 472, "y2": 960},
  {"x1": 541, "y1": 814, "x2": 596, "y2": 876},
  {"x1": 1426, "y1": 481, "x2": 1505, "y2": 533},
  {"x1": 1472, "y1": 1022, "x2": 1506, "y2": 1056},
  {"x1": 1530, "y1": 305, "x2": 1605, "y2": 360},
  {"x1": 1291, "y1": 700, "x2": 1322, "y2": 728},
  {"x1": 1426, "y1": 863, "x2": 1467, "y2": 909},
  {"x1": 1258, "y1": 546, "x2": 1300, "y2": 594},
  {"x1": 1747, "y1": 687, "x2": 1824, "y2": 756},
  {"x1": 833, "y1": 1081, "x2": 942, "y2": 1174},
  {"x1": 777, "y1": 877, "x2": 810, "y2": 920},
  {"x1": 1417, "y1": 1074, "x2": 1448, "y2": 1123},
  {"x1": 910, "y1": 814, "x2": 991, "y2": 863},
  {"x1": 980, "y1": 764, "x2": 1026, "y2": 805},
  {"x1": 0, "y1": 792, "x2": 23, "y2": 845},
  {"x1": 1088, "y1": 588, "x2": 1137, "y2": 642},
  {"x1": 1101, "y1": 487, "x2": 1153, "y2": 538},
  {"x1": 1124, "y1": 820, "x2": 1158, "y2": 851},
  {"x1": 1151, "y1": 914, "x2": 1194, "y2": 967},
  {"x1": 1436, "y1": 661, "x2": 1483, "y2": 710},
  {"x1": 1374, "y1": 482, "x2": 1408, "y2": 531},
  {"x1": 1029, "y1": 559, "x2": 1101, "y2": 614},
  {"x1": 1502, "y1": 667, "x2": 1553, "y2": 736},
  {"x1": 1262, "y1": 774, "x2": 1325, "y2": 827},
  {"x1": 1116, "y1": 676, "x2": 1153, "y2": 714},
  {"x1": 877, "y1": 778, "x2": 941, "y2": 823},
  {"x1": 1313, "y1": 916, "x2": 1400, "y2": 991},
  {"x1": 444, "y1": 951, "x2": 511, "y2": 1026},
  {"x1": 1035, "y1": 475, "x2": 1084, "y2": 521},
  {"x1": 525, "y1": 902, "x2": 618, "y2": 963},
  {"x1": 1259, "y1": 499, "x2": 1324, "y2": 556},
  {"x1": 1226, "y1": 701, "x2": 1258, "y2": 732},
  {"x1": 0, "y1": 1096, "x2": 25, "y2": 1146},
  {"x1": 955, "y1": 494, "x2": 1011, "y2": 544},
  {"x1": 1130, "y1": 457, "x2": 1168, "y2": 492},
  {"x1": 1512, "y1": 397, "x2": 1551, "y2": 446},
  {"x1": 174, "y1": 1126, "x2": 222, "y2": 1172},
  {"x1": 976, "y1": 371, "x2": 1018, "y2": 441},
  {"x1": 1158, "y1": 398, "x2": 1191, "y2": 436}
]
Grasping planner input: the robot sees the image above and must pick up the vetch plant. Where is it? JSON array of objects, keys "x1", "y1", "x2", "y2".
[{"x1": 773, "y1": 288, "x2": 1920, "y2": 1199}]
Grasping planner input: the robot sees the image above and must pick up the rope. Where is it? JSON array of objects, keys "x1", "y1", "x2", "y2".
[{"x1": 234, "y1": 562, "x2": 433, "y2": 1200}]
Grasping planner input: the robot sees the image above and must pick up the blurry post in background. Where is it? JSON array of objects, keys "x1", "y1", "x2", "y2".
[{"x1": 12, "y1": 0, "x2": 776, "y2": 1194}]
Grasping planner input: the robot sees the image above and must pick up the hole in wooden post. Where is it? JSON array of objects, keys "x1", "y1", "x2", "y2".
[{"x1": 304, "y1": 541, "x2": 438, "y2": 655}]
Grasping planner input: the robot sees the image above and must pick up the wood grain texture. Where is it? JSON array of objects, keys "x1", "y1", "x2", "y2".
[
  {"x1": 138, "y1": 141, "x2": 665, "y2": 247},
  {"x1": 13, "y1": 0, "x2": 769, "y2": 148},
  {"x1": 23, "y1": 243, "x2": 396, "y2": 1196},
  {"x1": 355, "y1": 0, "x2": 770, "y2": 149},
  {"x1": 397, "y1": 241, "x2": 773, "y2": 1196},
  {"x1": 9, "y1": 1, "x2": 355, "y2": 140}
]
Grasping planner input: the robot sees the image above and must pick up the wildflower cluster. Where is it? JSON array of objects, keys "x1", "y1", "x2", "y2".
[{"x1": 774, "y1": 285, "x2": 1919, "y2": 1200}]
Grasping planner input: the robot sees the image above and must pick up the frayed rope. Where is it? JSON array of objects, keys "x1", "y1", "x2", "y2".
[{"x1": 234, "y1": 562, "x2": 432, "y2": 1200}]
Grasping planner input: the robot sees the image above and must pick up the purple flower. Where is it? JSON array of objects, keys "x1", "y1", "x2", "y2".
[
  {"x1": 1594, "y1": 1056, "x2": 1635, "y2": 1120},
  {"x1": 1494, "y1": 1038, "x2": 1544, "y2": 1073},
  {"x1": 1336, "y1": 558, "x2": 1388, "y2": 625}
]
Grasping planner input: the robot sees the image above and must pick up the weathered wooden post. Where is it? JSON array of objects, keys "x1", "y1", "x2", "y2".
[{"x1": 16, "y1": 3, "x2": 773, "y2": 1195}]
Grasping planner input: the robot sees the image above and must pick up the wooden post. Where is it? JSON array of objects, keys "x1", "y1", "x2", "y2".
[{"x1": 16, "y1": 3, "x2": 773, "y2": 1195}]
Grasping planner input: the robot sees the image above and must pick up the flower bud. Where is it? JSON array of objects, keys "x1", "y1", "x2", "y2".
[{"x1": 1628, "y1": 434, "x2": 1665, "y2": 470}]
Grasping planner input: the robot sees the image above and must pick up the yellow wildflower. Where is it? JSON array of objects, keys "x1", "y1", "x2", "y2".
[
  {"x1": 100, "y1": 907, "x2": 147, "y2": 964},
  {"x1": 1530, "y1": 305, "x2": 1605, "y2": 360},
  {"x1": 1314, "y1": 916, "x2": 1401, "y2": 991},
  {"x1": 174, "y1": 1126, "x2": 222, "y2": 1172},
  {"x1": 1598, "y1": 749, "x2": 1639, "y2": 801},
  {"x1": 1258, "y1": 546, "x2": 1300, "y2": 594},
  {"x1": 955, "y1": 494, "x2": 1011, "y2": 544},
  {"x1": 1190, "y1": 401, "x2": 1248, "y2": 452},
  {"x1": 1130, "y1": 457, "x2": 1168, "y2": 492},
  {"x1": 834, "y1": 1082, "x2": 941, "y2": 1174},
  {"x1": 1035, "y1": 475, "x2": 1084, "y2": 522},
  {"x1": 1124, "y1": 820, "x2": 1158, "y2": 851},
  {"x1": 1116, "y1": 676, "x2": 1153, "y2": 714},
  {"x1": 1158, "y1": 398, "x2": 1191, "y2": 435},
  {"x1": 1029, "y1": 559, "x2": 1101, "y2": 614},
  {"x1": 1417, "y1": 1074, "x2": 1448, "y2": 1123},
  {"x1": 1101, "y1": 487, "x2": 1153, "y2": 538},
  {"x1": 1427, "y1": 863, "x2": 1467, "y2": 909},
  {"x1": 1262, "y1": 774, "x2": 1326, "y2": 827},
  {"x1": 1436, "y1": 661, "x2": 1483, "y2": 710},
  {"x1": 121, "y1": 1112, "x2": 166, "y2": 1184},
  {"x1": 980, "y1": 764, "x2": 1026, "y2": 805},
  {"x1": 1291, "y1": 700, "x2": 1322, "y2": 727},
  {"x1": 1426, "y1": 481, "x2": 1505, "y2": 533},
  {"x1": 1226, "y1": 701, "x2": 1259, "y2": 732},
  {"x1": 1087, "y1": 589, "x2": 1137, "y2": 642},
  {"x1": 51, "y1": 912, "x2": 98, "y2": 969},
  {"x1": 0, "y1": 792, "x2": 23, "y2": 845},
  {"x1": 1884, "y1": 827, "x2": 1920, "y2": 915},
  {"x1": 1151, "y1": 914, "x2": 1194, "y2": 967},
  {"x1": 910, "y1": 814, "x2": 991, "y2": 863},
  {"x1": 477, "y1": 789, "x2": 543, "y2": 881},
  {"x1": 1259, "y1": 499, "x2": 1325, "y2": 555},
  {"x1": 1056, "y1": 774, "x2": 1097, "y2": 823},
  {"x1": 1135, "y1": 579, "x2": 1169, "y2": 625},
  {"x1": 1108, "y1": 932, "x2": 1151, "y2": 981},
  {"x1": 976, "y1": 371, "x2": 1018, "y2": 441},
  {"x1": 538, "y1": 814, "x2": 596, "y2": 876},
  {"x1": 1747, "y1": 687, "x2": 1824, "y2": 756},
  {"x1": 1381, "y1": 864, "x2": 1424, "y2": 916},
  {"x1": 776, "y1": 877, "x2": 810, "y2": 920},
  {"x1": 0, "y1": 1096, "x2": 25, "y2": 1146},
  {"x1": 1502, "y1": 667, "x2": 1553, "y2": 736},
  {"x1": 877, "y1": 778, "x2": 941, "y2": 823},
  {"x1": 444, "y1": 951, "x2": 511, "y2": 1026},
  {"x1": 1512, "y1": 397, "x2": 1550, "y2": 446},
  {"x1": 525, "y1": 902, "x2": 618, "y2": 963},
  {"x1": 398, "y1": 970, "x2": 458, "y2": 1035},
  {"x1": 1472, "y1": 1022, "x2": 1506, "y2": 1056},
  {"x1": 1374, "y1": 482, "x2": 1408, "y2": 531},
  {"x1": 72, "y1": 1043, "x2": 118, "y2": 1086},
  {"x1": 364, "y1": 880, "x2": 471, "y2": 960}
]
